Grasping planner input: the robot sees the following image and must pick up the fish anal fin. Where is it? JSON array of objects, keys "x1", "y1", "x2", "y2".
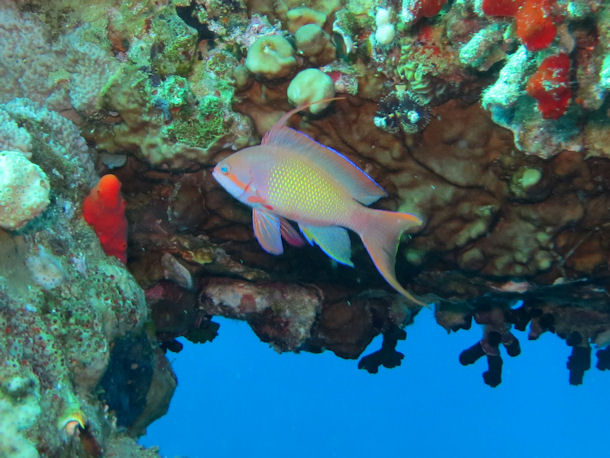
[
  {"x1": 299, "y1": 224, "x2": 354, "y2": 267},
  {"x1": 253, "y1": 208, "x2": 283, "y2": 255}
]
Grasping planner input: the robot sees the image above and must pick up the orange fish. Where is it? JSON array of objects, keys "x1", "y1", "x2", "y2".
[{"x1": 213, "y1": 100, "x2": 425, "y2": 305}]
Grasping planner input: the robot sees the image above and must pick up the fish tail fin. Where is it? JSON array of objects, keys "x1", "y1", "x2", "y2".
[{"x1": 357, "y1": 208, "x2": 427, "y2": 307}]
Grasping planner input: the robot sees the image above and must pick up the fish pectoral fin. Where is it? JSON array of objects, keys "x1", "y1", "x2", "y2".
[
  {"x1": 299, "y1": 224, "x2": 354, "y2": 267},
  {"x1": 253, "y1": 208, "x2": 283, "y2": 255}
]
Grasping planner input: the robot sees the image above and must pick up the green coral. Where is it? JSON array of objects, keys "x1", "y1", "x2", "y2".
[
  {"x1": 164, "y1": 96, "x2": 227, "y2": 149},
  {"x1": 150, "y1": 11, "x2": 198, "y2": 77},
  {"x1": 156, "y1": 75, "x2": 191, "y2": 108},
  {"x1": 88, "y1": 65, "x2": 219, "y2": 166},
  {"x1": 86, "y1": 38, "x2": 254, "y2": 168},
  {"x1": 396, "y1": 37, "x2": 458, "y2": 105}
]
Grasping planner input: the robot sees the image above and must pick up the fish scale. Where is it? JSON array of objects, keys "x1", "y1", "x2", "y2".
[{"x1": 267, "y1": 159, "x2": 346, "y2": 222}]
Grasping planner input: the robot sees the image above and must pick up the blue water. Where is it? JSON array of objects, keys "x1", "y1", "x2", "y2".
[{"x1": 140, "y1": 310, "x2": 608, "y2": 457}]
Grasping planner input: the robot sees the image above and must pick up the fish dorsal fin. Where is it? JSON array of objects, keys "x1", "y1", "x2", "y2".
[
  {"x1": 262, "y1": 97, "x2": 345, "y2": 144},
  {"x1": 262, "y1": 99, "x2": 387, "y2": 205}
]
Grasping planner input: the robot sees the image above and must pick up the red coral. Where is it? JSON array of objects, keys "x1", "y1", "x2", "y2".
[
  {"x1": 482, "y1": 0, "x2": 524, "y2": 16},
  {"x1": 526, "y1": 53, "x2": 572, "y2": 119},
  {"x1": 83, "y1": 174, "x2": 128, "y2": 263},
  {"x1": 515, "y1": 0, "x2": 556, "y2": 50}
]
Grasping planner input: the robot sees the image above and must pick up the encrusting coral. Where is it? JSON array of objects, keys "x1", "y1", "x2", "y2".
[{"x1": 0, "y1": 98, "x2": 173, "y2": 455}]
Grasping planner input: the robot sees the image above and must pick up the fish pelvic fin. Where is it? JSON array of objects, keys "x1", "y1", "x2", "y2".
[
  {"x1": 253, "y1": 208, "x2": 283, "y2": 255},
  {"x1": 356, "y1": 208, "x2": 427, "y2": 307}
]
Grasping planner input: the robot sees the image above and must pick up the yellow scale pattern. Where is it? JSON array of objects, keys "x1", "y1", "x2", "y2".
[{"x1": 267, "y1": 160, "x2": 344, "y2": 220}]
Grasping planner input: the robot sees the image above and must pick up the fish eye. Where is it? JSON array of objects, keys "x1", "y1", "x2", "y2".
[{"x1": 220, "y1": 165, "x2": 229, "y2": 175}]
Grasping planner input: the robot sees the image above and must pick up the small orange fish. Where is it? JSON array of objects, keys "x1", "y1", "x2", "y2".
[{"x1": 213, "y1": 99, "x2": 425, "y2": 305}]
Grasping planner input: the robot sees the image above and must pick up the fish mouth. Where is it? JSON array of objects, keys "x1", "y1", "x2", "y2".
[
  {"x1": 212, "y1": 167, "x2": 246, "y2": 201},
  {"x1": 211, "y1": 165, "x2": 220, "y2": 181}
]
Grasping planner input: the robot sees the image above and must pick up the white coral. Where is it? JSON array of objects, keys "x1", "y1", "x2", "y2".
[{"x1": 0, "y1": 151, "x2": 50, "y2": 230}]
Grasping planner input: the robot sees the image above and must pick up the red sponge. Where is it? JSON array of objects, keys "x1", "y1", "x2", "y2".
[
  {"x1": 515, "y1": 0, "x2": 556, "y2": 51},
  {"x1": 526, "y1": 53, "x2": 572, "y2": 119},
  {"x1": 83, "y1": 174, "x2": 127, "y2": 263},
  {"x1": 482, "y1": 0, "x2": 523, "y2": 17},
  {"x1": 484, "y1": 0, "x2": 556, "y2": 51},
  {"x1": 420, "y1": 0, "x2": 447, "y2": 17}
]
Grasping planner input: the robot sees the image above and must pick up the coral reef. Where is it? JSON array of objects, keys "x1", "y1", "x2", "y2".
[
  {"x1": 200, "y1": 278, "x2": 323, "y2": 352},
  {"x1": 1, "y1": 1, "x2": 609, "y2": 454},
  {"x1": 59, "y1": 0, "x2": 608, "y2": 387},
  {"x1": 0, "y1": 98, "x2": 172, "y2": 455}
]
